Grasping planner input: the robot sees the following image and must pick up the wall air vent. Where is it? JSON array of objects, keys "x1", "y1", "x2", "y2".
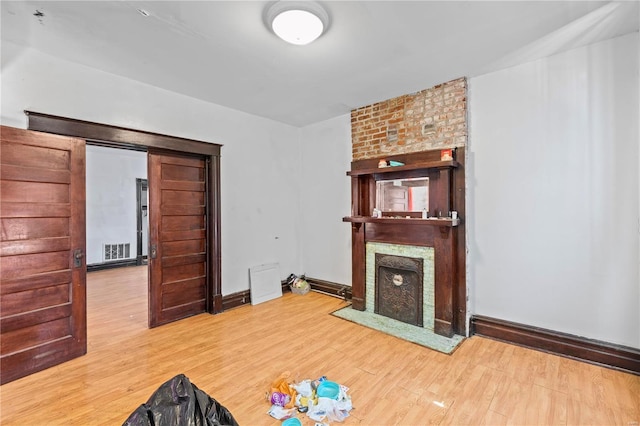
[{"x1": 104, "y1": 243, "x2": 131, "y2": 261}]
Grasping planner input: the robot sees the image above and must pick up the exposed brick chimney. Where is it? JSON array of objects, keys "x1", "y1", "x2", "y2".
[{"x1": 351, "y1": 77, "x2": 467, "y2": 160}]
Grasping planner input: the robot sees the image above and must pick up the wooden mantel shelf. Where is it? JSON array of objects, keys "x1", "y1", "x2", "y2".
[
  {"x1": 346, "y1": 160, "x2": 459, "y2": 176},
  {"x1": 343, "y1": 216, "x2": 460, "y2": 227}
]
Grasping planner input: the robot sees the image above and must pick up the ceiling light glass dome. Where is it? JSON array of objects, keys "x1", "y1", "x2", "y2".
[{"x1": 266, "y1": 1, "x2": 329, "y2": 45}]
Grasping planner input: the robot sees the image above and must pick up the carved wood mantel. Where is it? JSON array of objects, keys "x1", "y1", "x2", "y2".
[{"x1": 343, "y1": 148, "x2": 466, "y2": 337}]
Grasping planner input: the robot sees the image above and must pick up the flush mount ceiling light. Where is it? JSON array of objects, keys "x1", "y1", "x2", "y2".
[{"x1": 266, "y1": 1, "x2": 329, "y2": 45}]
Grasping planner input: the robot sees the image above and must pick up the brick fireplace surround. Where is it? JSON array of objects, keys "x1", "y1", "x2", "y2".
[{"x1": 345, "y1": 78, "x2": 467, "y2": 337}]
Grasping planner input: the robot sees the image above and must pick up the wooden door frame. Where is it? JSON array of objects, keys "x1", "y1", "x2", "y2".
[
  {"x1": 135, "y1": 178, "x2": 148, "y2": 266},
  {"x1": 26, "y1": 111, "x2": 223, "y2": 314}
]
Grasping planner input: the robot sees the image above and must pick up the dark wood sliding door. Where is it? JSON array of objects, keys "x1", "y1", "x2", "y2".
[
  {"x1": 148, "y1": 151, "x2": 207, "y2": 327},
  {"x1": 0, "y1": 126, "x2": 86, "y2": 384}
]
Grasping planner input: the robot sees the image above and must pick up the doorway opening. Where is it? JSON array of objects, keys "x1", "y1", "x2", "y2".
[
  {"x1": 85, "y1": 144, "x2": 150, "y2": 332},
  {"x1": 86, "y1": 144, "x2": 148, "y2": 272}
]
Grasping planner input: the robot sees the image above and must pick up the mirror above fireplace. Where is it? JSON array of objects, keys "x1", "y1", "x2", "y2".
[{"x1": 376, "y1": 177, "x2": 429, "y2": 213}]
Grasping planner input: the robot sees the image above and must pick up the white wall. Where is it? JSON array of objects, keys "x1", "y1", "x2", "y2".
[
  {"x1": 1, "y1": 41, "x2": 302, "y2": 295},
  {"x1": 85, "y1": 145, "x2": 146, "y2": 264},
  {"x1": 299, "y1": 114, "x2": 352, "y2": 284},
  {"x1": 468, "y1": 32, "x2": 639, "y2": 348}
]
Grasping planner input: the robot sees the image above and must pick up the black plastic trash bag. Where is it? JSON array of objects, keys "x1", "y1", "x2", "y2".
[{"x1": 123, "y1": 374, "x2": 239, "y2": 426}]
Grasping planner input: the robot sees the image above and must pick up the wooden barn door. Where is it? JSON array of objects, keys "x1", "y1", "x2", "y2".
[
  {"x1": 0, "y1": 126, "x2": 86, "y2": 385},
  {"x1": 148, "y1": 151, "x2": 207, "y2": 327}
]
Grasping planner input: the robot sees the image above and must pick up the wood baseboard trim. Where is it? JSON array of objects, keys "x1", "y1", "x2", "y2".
[
  {"x1": 471, "y1": 315, "x2": 640, "y2": 375},
  {"x1": 306, "y1": 277, "x2": 352, "y2": 300},
  {"x1": 221, "y1": 278, "x2": 351, "y2": 311},
  {"x1": 221, "y1": 290, "x2": 251, "y2": 311},
  {"x1": 221, "y1": 281, "x2": 292, "y2": 311},
  {"x1": 87, "y1": 259, "x2": 138, "y2": 272}
]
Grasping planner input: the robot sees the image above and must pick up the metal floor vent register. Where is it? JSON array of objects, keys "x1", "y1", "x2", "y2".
[{"x1": 104, "y1": 243, "x2": 130, "y2": 261}]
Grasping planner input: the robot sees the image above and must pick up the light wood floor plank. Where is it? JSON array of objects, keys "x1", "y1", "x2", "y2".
[{"x1": 1, "y1": 265, "x2": 638, "y2": 425}]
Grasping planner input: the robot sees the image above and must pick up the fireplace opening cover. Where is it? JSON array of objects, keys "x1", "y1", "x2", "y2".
[{"x1": 374, "y1": 253, "x2": 423, "y2": 327}]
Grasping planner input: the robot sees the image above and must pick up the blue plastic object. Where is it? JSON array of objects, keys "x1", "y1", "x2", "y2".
[
  {"x1": 316, "y1": 380, "x2": 340, "y2": 399},
  {"x1": 282, "y1": 417, "x2": 302, "y2": 426}
]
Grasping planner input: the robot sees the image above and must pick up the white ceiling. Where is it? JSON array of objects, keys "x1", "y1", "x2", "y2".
[{"x1": 2, "y1": 1, "x2": 638, "y2": 127}]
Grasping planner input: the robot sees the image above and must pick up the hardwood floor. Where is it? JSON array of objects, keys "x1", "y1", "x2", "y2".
[{"x1": 1, "y1": 265, "x2": 638, "y2": 425}]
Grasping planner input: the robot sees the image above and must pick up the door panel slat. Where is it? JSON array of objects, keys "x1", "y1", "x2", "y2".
[
  {"x1": 160, "y1": 156, "x2": 205, "y2": 169},
  {"x1": 0, "y1": 236, "x2": 71, "y2": 256},
  {"x1": 162, "y1": 240, "x2": 205, "y2": 257},
  {"x1": 160, "y1": 300, "x2": 207, "y2": 318},
  {"x1": 1, "y1": 164, "x2": 71, "y2": 184},
  {"x1": 161, "y1": 215, "x2": 204, "y2": 231},
  {"x1": 161, "y1": 277, "x2": 206, "y2": 309},
  {"x1": 1, "y1": 304, "x2": 72, "y2": 333},
  {"x1": 159, "y1": 205, "x2": 205, "y2": 216},
  {"x1": 1, "y1": 142, "x2": 70, "y2": 169},
  {"x1": 1, "y1": 283, "x2": 70, "y2": 317},
  {"x1": 160, "y1": 229, "x2": 206, "y2": 242},
  {"x1": 0, "y1": 203, "x2": 71, "y2": 218},
  {"x1": 1, "y1": 218, "x2": 70, "y2": 241},
  {"x1": 161, "y1": 253, "x2": 207, "y2": 268},
  {"x1": 160, "y1": 180, "x2": 205, "y2": 191},
  {"x1": 1, "y1": 270, "x2": 72, "y2": 295},
  {"x1": 162, "y1": 263, "x2": 206, "y2": 284},
  {"x1": 1, "y1": 181, "x2": 70, "y2": 203},
  {"x1": 1, "y1": 251, "x2": 70, "y2": 279},
  {"x1": 161, "y1": 166, "x2": 204, "y2": 182},
  {"x1": 1, "y1": 317, "x2": 71, "y2": 355},
  {"x1": 161, "y1": 190, "x2": 204, "y2": 206}
]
